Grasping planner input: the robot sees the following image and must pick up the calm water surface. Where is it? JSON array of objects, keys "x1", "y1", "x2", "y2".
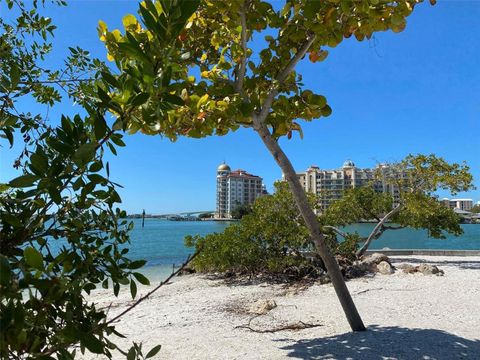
[{"x1": 125, "y1": 220, "x2": 480, "y2": 273}]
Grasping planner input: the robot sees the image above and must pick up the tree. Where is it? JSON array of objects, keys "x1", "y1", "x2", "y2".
[
  {"x1": 1, "y1": 0, "x2": 197, "y2": 358},
  {"x1": 471, "y1": 204, "x2": 480, "y2": 214},
  {"x1": 186, "y1": 182, "x2": 316, "y2": 274},
  {"x1": 187, "y1": 181, "x2": 360, "y2": 274},
  {"x1": 231, "y1": 202, "x2": 252, "y2": 219},
  {"x1": 325, "y1": 154, "x2": 474, "y2": 257},
  {"x1": 101, "y1": 0, "x2": 438, "y2": 331}
]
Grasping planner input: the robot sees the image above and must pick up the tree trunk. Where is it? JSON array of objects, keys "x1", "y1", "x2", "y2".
[
  {"x1": 253, "y1": 122, "x2": 366, "y2": 332},
  {"x1": 356, "y1": 204, "x2": 402, "y2": 258}
]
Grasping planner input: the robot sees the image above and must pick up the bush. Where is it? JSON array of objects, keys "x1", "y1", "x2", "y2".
[{"x1": 185, "y1": 182, "x2": 357, "y2": 277}]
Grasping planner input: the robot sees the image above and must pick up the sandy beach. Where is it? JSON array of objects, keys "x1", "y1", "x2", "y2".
[{"x1": 84, "y1": 255, "x2": 480, "y2": 359}]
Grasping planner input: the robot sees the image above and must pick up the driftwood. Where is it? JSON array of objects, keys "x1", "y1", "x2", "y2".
[{"x1": 234, "y1": 314, "x2": 323, "y2": 333}]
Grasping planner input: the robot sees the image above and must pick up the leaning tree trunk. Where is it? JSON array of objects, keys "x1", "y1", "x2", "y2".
[
  {"x1": 253, "y1": 122, "x2": 366, "y2": 332},
  {"x1": 356, "y1": 204, "x2": 402, "y2": 258}
]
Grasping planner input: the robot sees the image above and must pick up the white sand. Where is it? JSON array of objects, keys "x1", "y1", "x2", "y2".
[{"x1": 84, "y1": 256, "x2": 480, "y2": 359}]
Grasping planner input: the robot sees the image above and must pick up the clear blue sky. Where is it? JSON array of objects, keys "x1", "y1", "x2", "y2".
[{"x1": 1, "y1": 1, "x2": 479, "y2": 214}]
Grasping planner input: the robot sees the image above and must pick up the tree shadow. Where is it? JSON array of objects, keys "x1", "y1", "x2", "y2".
[
  {"x1": 278, "y1": 325, "x2": 480, "y2": 359},
  {"x1": 390, "y1": 258, "x2": 480, "y2": 270}
]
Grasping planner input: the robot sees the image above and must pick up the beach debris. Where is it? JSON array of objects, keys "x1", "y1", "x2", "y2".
[
  {"x1": 377, "y1": 261, "x2": 394, "y2": 275},
  {"x1": 398, "y1": 264, "x2": 417, "y2": 274},
  {"x1": 398, "y1": 263, "x2": 445, "y2": 276},
  {"x1": 418, "y1": 264, "x2": 444, "y2": 276},
  {"x1": 249, "y1": 299, "x2": 277, "y2": 315},
  {"x1": 235, "y1": 320, "x2": 323, "y2": 333},
  {"x1": 235, "y1": 313, "x2": 323, "y2": 333}
]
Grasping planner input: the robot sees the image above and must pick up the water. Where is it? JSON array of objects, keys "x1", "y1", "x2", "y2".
[
  {"x1": 125, "y1": 219, "x2": 479, "y2": 278},
  {"x1": 44, "y1": 219, "x2": 480, "y2": 279},
  {"x1": 344, "y1": 223, "x2": 480, "y2": 251}
]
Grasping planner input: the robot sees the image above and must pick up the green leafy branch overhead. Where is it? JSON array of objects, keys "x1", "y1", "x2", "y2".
[{"x1": 98, "y1": 0, "x2": 433, "y2": 140}]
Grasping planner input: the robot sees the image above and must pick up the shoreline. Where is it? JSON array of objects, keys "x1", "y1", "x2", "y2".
[{"x1": 84, "y1": 255, "x2": 480, "y2": 359}]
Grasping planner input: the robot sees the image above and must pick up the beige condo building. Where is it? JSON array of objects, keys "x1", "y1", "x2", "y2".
[
  {"x1": 215, "y1": 163, "x2": 265, "y2": 219},
  {"x1": 441, "y1": 198, "x2": 473, "y2": 211},
  {"x1": 296, "y1": 160, "x2": 400, "y2": 211}
]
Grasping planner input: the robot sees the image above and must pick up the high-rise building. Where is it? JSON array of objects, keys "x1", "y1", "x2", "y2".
[
  {"x1": 296, "y1": 160, "x2": 400, "y2": 211},
  {"x1": 215, "y1": 163, "x2": 265, "y2": 218}
]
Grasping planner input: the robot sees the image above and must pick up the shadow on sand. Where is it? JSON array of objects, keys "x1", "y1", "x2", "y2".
[{"x1": 278, "y1": 325, "x2": 480, "y2": 359}]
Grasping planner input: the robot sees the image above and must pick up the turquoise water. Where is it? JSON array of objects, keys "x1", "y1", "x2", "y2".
[
  {"x1": 125, "y1": 220, "x2": 480, "y2": 274},
  {"x1": 344, "y1": 223, "x2": 480, "y2": 251},
  {"x1": 47, "y1": 219, "x2": 480, "y2": 279}
]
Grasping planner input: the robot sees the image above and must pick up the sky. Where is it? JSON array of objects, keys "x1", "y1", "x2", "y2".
[{"x1": 1, "y1": 0, "x2": 479, "y2": 214}]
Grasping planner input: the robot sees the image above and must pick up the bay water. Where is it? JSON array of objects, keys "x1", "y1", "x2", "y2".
[{"x1": 126, "y1": 219, "x2": 480, "y2": 279}]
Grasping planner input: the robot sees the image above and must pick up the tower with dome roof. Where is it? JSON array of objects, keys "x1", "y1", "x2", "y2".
[{"x1": 215, "y1": 162, "x2": 265, "y2": 219}]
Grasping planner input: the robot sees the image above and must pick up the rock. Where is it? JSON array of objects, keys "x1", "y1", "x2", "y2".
[
  {"x1": 418, "y1": 264, "x2": 444, "y2": 276},
  {"x1": 398, "y1": 264, "x2": 417, "y2": 274},
  {"x1": 362, "y1": 253, "x2": 390, "y2": 266},
  {"x1": 249, "y1": 299, "x2": 277, "y2": 315},
  {"x1": 377, "y1": 261, "x2": 394, "y2": 275}
]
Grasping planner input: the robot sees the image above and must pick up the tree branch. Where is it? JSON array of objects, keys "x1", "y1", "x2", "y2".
[
  {"x1": 356, "y1": 204, "x2": 403, "y2": 257},
  {"x1": 323, "y1": 225, "x2": 347, "y2": 239},
  {"x1": 235, "y1": 1, "x2": 248, "y2": 95},
  {"x1": 105, "y1": 250, "x2": 200, "y2": 325},
  {"x1": 254, "y1": 34, "x2": 316, "y2": 126}
]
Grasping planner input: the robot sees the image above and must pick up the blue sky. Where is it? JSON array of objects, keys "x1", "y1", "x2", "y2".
[{"x1": 1, "y1": 1, "x2": 479, "y2": 214}]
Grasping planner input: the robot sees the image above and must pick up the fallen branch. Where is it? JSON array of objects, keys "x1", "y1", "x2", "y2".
[
  {"x1": 235, "y1": 321, "x2": 323, "y2": 333},
  {"x1": 354, "y1": 287, "x2": 384, "y2": 295},
  {"x1": 234, "y1": 313, "x2": 322, "y2": 333}
]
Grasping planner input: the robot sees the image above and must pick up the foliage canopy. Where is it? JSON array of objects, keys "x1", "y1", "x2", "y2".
[{"x1": 0, "y1": 0, "x2": 197, "y2": 358}]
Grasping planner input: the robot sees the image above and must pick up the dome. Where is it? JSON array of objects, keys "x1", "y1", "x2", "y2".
[
  {"x1": 342, "y1": 159, "x2": 355, "y2": 168},
  {"x1": 217, "y1": 163, "x2": 231, "y2": 172}
]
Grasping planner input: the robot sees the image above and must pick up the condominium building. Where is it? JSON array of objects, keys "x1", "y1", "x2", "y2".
[
  {"x1": 441, "y1": 198, "x2": 473, "y2": 211},
  {"x1": 296, "y1": 160, "x2": 400, "y2": 211},
  {"x1": 215, "y1": 163, "x2": 265, "y2": 219}
]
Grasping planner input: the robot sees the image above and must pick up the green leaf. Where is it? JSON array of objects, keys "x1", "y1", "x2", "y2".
[
  {"x1": 10, "y1": 64, "x2": 20, "y2": 88},
  {"x1": 9, "y1": 174, "x2": 39, "y2": 188},
  {"x1": 114, "y1": 282, "x2": 120, "y2": 296},
  {"x1": 94, "y1": 114, "x2": 108, "y2": 141},
  {"x1": 321, "y1": 105, "x2": 332, "y2": 117},
  {"x1": 30, "y1": 153, "x2": 49, "y2": 175},
  {"x1": 48, "y1": 187, "x2": 62, "y2": 204},
  {"x1": 133, "y1": 272, "x2": 150, "y2": 285},
  {"x1": 89, "y1": 162, "x2": 103, "y2": 172},
  {"x1": 110, "y1": 135, "x2": 126, "y2": 147},
  {"x1": 310, "y1": 94, "x2": 326, "y2": 107},
  {"x1": 129, "y1": 260, "x2": 147, "y2": 269},
  {"x1": 1, "y1": 128, "x2": 14, "y2": 147},
  {"x1": 163, "y1": 94, "x2": 184, "y2": 106},
  {"x1": 130, "y1": 279, "x2": 137, "y2": 299},
  {"x1": 161, "y1": 66, "x2": 172, "y2": 87},
  {"x1": 87, "y1": 174, "x2": 106, "y2": 184},
  {"x1": 127, "y1": 347, "x2": 136, "y2": 360},
  {"x1": 97, "y1": 86, "x2": 111, "y2": 104},
  {"x1": 145, "y1": 344, "x2": 162, "y2": 358},
  {"x1": 0, "y1": 255, "x2": 12, "y2": 285},
  {"x1": 81, "y1": 334, "x2": 104, "y2": 354},
  {"x1": 130, "y1": 92, "x2": 150, "y2": 107},
  {"x1": 3, "y1": 213, "x2": 22, "y2": 227},
  {"x1": 24, "y1": 247, "x2": 44, "y2": 270},
  {"x1": 101, "y1": 71, "x2": 120, "y2": 88},
  {"x1": 73, "y1": 143, "x2": 97, "y2": 166}
]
